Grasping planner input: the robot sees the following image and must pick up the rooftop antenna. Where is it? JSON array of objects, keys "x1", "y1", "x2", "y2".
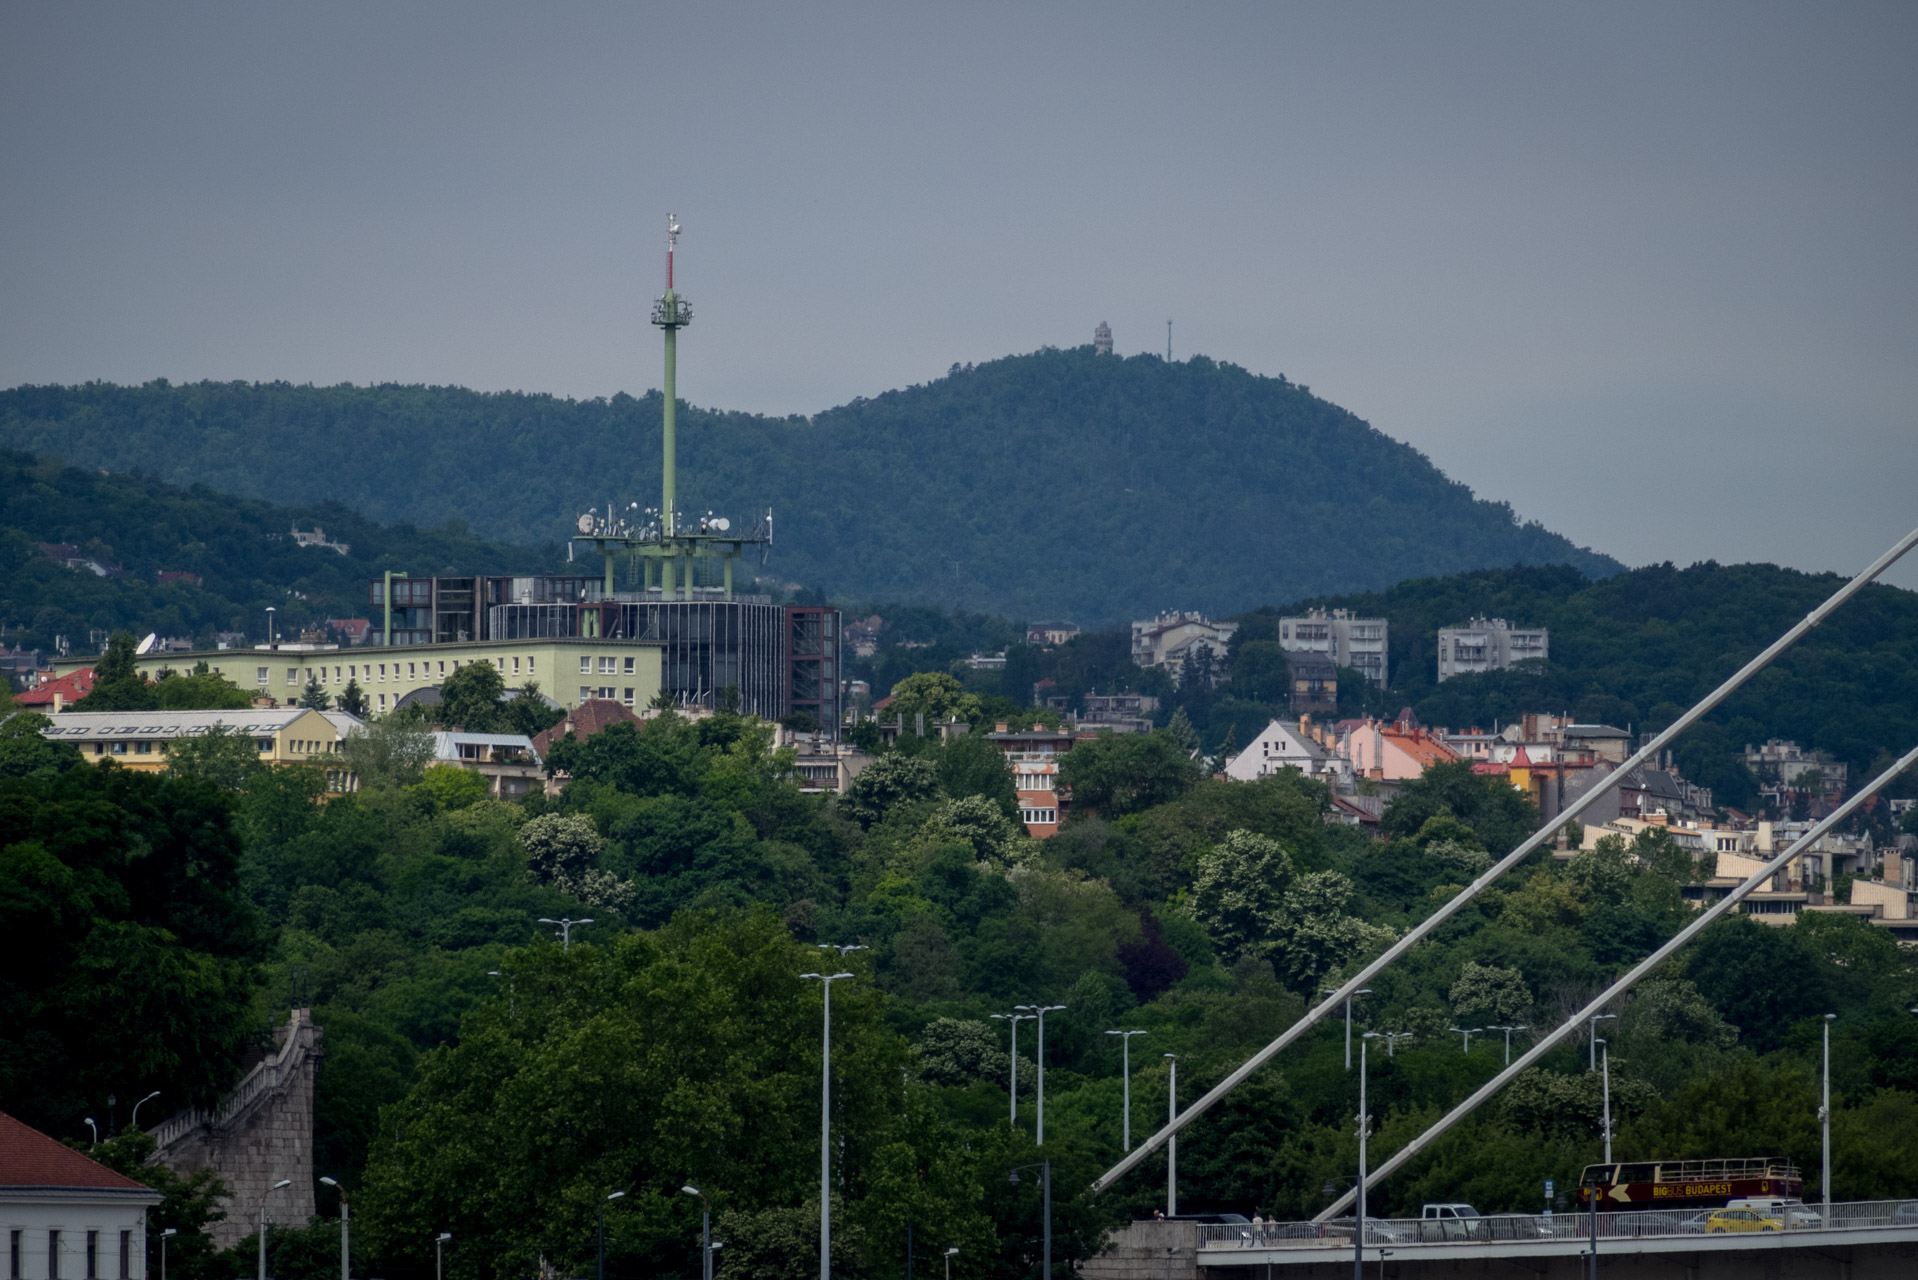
[
  {"x1": 1166, "y1": 319, "x2": 1172, "y2": 361},
  {"x1": 655, "y1": 214, "x2": 689, "y2": 540}
]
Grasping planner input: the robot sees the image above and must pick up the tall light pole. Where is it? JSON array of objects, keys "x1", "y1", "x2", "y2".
[
  {"x1": 802, "y1": 970, "x2": 856, "y2": 1280},
  {"x1": 435, "y1": 1233, "x2": 451, "y2": 1280},
  {"x1": 159, "y1": 1230, "x2": 177, "y2": 1280},
  {"x1": 1009, "y1": 1163, "x2": 1051, "y2": 1280},
  {"x1": 131, "y1": 1091, "x2": 161, "y2": 1130},
  {"x1": 1344, "y1": 988, "x2": 1372, "y2": 1071},
  {"x1": 265, "y1": 606, "x2": 277, "y2": 646},
  {"x1": 1382, "y1": 1032, "x2": 1414, "y2": 1058},
  {"x1": 597, "y1": 1190, "x2": 624, "y2": 1280},
  {"x1": 1487, "y1": 1025, "x2": 1528, "y2": 1066},
  {"x1": 1821, "y1": 1012, "x2": 1836, "y2": 1222},
  {"x1": 991, "y1": 1012, "x2": 1033, "y2": 1128},
  {"x1": 1597, "y1": 1040, "x2": 1612, "y2": 1164},
  {"x1": 1105, "y1": 1030, "x2": 1146, "y2": 1150},
  {"x1": 681, "y1": 1186, "x2": 711, "y2": 1280},
  {"x1": 943, "y1": 1247, "x2": 958, "y2": 1280},
  {"x1": 258, "y1": 1178, "x2": 291, "y2": 1280},
  {"x1": 1588, "y1": 1013, "x2": 1617, "y2": 1071},
  {"x1": 538, "y1": 917, "x2": 593, "y2": 951},
  {"x1": 83, "y1": 1117, "x2": 98, "y2": 1146},
  {"x1": 318, "y1": 1177, "x2": 348, "y2": 1280},
  {"x1": 1163, "y1": 1054, "x2": 1178, "y2": 1217},
  {"x1": 1015, "y1": 1005, "x2": 1066, "y2": 1144},
  {"x1": 1356, "y1": 1032, "x2": 1382, "y2": 1280},
  {"x1": 819, "y1": 943, "x2": 867, "y2": 958},
  {"x1": 1448, "y1": 1026, "x2": 1483, "y2": 1054}
]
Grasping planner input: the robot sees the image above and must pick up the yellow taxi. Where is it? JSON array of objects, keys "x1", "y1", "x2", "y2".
[{"x1": 1704, "y1": 1207, "x2": 1781, "y2": 1233}]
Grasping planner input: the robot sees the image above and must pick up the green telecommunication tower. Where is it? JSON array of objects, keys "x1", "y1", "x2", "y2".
[{"x1": 570, "y1": 215, "x2": 770, "y2": 598}]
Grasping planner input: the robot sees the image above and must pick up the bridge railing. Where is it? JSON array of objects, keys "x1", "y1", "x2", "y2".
[{"x1": 1196, "y1": 1199, "x2": 1918, "y2": 1251}]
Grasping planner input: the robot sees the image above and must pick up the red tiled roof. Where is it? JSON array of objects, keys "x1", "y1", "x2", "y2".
[
  {"x1": 532, "y1": 699, "x2": 642, "y2": 757},
  {"x1": 16, "y1": 668, "x2": 94, "y2": 707},
  {"x1": 0, "y1": 1112, "x2": 149, "y2": 1190}
]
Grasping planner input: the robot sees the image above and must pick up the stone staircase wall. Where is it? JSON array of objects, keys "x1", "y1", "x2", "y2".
[{"x1": 149, "y1": 1009, "x2": 323, "y2": 1251}]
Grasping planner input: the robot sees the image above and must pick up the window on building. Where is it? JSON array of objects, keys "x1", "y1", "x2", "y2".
[
  {"x1": 438, "y1": 661, "x2": 446, "y2": 675},
  {"x1": 408, "y1": 663, "x2": 417, "y2": 678},
  {"x1": 118, "y1": 1233, "x2": 128, "y2": 1280},
  {"x1": 579, "y1": 686, "x2": 592, "y2": 702},
  {"x1": 622, "y1": 656, "x2": 635, "y2": 674},
  {"x1": 135, "y1": 741, "x2": 152, "y2": 755},
  {"x1": 580, "y1": 656, "x2": 592, "y2": 674},
  {"x1": 378, "y1": 664, "x2": 386, "y2": 680},
  {"x1": 286, "y1": 668, "x2": 300, "y2": 685},
  {"x1": 12, "y1": 1228, "x2": 22, "y2": 1280},
  {"x1": 378, "y1": 694, "x2": 387, "y2": 711},
  {"x1": 110, "y1": 742, "x2": 127, "y2": 755},
  {"x1": 257, "y1": 666, "x2": 270, "y2": 684},
  {"x1": 512, "y1": 657, "x2": 521, "y2": 674},
  {"x1": 256, "y1": 738, "x2": 272, "y2": 753},
  {"x1": 526, "y1": 656, "x2": 535, "y2": 673},
  {"x1": 47, "y1": 1231, "x2": 58, "y2": 1280},
  {"x1": 1021, "y1": 807, "x2": 1057, "y2": 826},
  {"x1": 622, "y1": 687, "x2": 635, "y2": 704},
  {"x1": 599, "y1": 657, "x2": 616, "y2": 674},
  {"x1": 496, "y1": 657, "x2": 505, "y2": 671},
  {"x1": 85, "y1": 1232, "x2": 96, "y2": 1280}
]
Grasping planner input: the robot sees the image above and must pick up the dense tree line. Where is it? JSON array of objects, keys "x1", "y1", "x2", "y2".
[
  {"x1": 0, "y1": 352, "x2": 1619, "y2": 625},
  {"x1": 7, "y1": 695, "x2": 1917, "y2": 1280}
]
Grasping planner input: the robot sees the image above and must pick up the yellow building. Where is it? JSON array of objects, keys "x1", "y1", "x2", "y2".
[
  {"x1": 52, "y1": 638, "x2": 666, "y2": 717},
  {"x1": 39, "y1": 708, "x2": 361, "y2": 789}
]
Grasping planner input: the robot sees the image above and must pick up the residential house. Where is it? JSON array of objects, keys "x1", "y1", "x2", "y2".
[
  {"x1": 0, "y1": 1111, "x2": 163, "y2": 1280},
  {"x1": 1223, "y1": 718, "x2": 1347, "y2": 784},
  {"x1": 1130, "y1": 612, "x2": 1237, "y2": 685},
  {"x1": 1331, "y1": 709, "x2": 1460, "y2": 782},
  {"x1": 1277, "y1": 608, "x2": 1388, "y2": 688},
  {"x1": 1435, "y1": 617, "x2": 1548, "y2": 681},
  {"x1": 14, "y1": 667, "x2": 93, "y2": 710},
  {"x1": 37, "y1": 543, "x2": 121, "y2": 577},
  {"x1": 289, "y1": 525, "x2": 350, "y2": 554},
  {"x1": 777, "y1": 728, "x2": 875, "y2": 795},
  {"x1": 1071, "y1": 693, "x2": 1158, "y2": 735},
  {"x1": 1026, "y1": 621, "x2": 1081, "y2": 647},
  {"x1": 428, "y1": 731, "x2": 543, "y2": 800},
  {"x1": 986, "y1": 724, "x2": 1078, "y2": 838},
  {"x1": 1287, "y1": 652, "x2": 1338, "y2": 714}
]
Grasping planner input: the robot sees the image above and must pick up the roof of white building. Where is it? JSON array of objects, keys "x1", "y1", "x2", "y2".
[{"x1": 38, "y1": 708, "x2": 324, "y2": 740}]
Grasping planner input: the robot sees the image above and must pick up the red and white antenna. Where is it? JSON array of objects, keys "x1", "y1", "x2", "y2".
[{"x1": 666, "y1": 213, "x2": 681, "y2": 290}]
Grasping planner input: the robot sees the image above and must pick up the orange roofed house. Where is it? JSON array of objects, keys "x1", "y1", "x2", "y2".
[
  {"x1": 985, "y1": 723, "x2": 1077, "y2": 837},
  {"x1": 1332, "y1": 708, "x2": 1460, "y2": 781},
  {"x1": 0, "y1": 1111, "x2": 162, "y2": 1280}
]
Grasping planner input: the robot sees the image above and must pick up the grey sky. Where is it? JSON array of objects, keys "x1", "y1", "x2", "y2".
[{"x1": 4, "y1": 1, "x2": 1915, "y2": 587}]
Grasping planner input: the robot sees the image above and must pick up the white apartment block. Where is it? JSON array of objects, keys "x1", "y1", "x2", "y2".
[
  {"x1": 1130, "y1": 612, "x2": 1238, "y2": 676},
  {"x1": 1277, "y1": 609, "x2": 1388, "y2": 688},
  {"x1": 1436, "y1": 617, "x2": 1549, "y2": 681}
]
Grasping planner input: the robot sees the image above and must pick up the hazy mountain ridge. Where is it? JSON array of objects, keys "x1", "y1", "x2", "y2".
[{"x1": 0, "y1": 350, "x2": 1621, "y2": 623}]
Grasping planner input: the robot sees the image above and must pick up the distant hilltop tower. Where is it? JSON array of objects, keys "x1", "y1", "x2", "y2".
[{"x1": 1093, "y1": 320, "x2": 1113, "y2": 355}]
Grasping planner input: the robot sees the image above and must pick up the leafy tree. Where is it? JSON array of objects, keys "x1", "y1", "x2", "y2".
[
  {"x1": 436, "y1": 660, "x2": 507, "y2": 732},
  {"x1": 415, "y1": 763, "x2": 488, "y2": 811},
  {"x1": 843, "y1": 753, "x2": 941, "y2": 828},
  {"x1": 1381, "y1": 760, "x2": 1539, "y2": 853},
  {"x1": 912, "y1": 1017, "x2": 1010, "y2": 1086},
  {"x1": 75, "y1": 631, "x2": 153, "y2": 711},
  {"x1": 888, "y1": 672, "x2": 984, "y2": 728},
  {"x1": 1057, "y1": 731, "x2": 1201, "y2": 818},
  {"x1": 1189, "y1": 830, "x2": 1295, "y2": 964},
  {"x1": 340, "y1": 718, "x2": 435, "y2": 791},
  {"x1": 1164, "y1": 706, "x2": 1200, "y2": 756},
  {"x1": 1264, "y1": 869, "x2": 1392, "y2": 991},
  {"x1": 0, "y1": 710, "x2": 80, "y2": 778},
  {"x1": 1449, "y1": 960, "x2": 1532, "y2": 1024},
  {"x1": 164, "y1": 723, "x2": 266, "y2": 792},
  {"x1": 933, "y1": 731, "x2": 1019, "y2": 817}
]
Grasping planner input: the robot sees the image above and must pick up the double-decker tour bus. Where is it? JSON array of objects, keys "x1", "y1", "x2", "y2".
[{"x1": 1576, "y1": 1158, "x2": 1802, "y2": 1209}]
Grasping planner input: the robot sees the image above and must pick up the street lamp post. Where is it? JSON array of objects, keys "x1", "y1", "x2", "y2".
[
  {"x1": 682, "y1": 1186, "x2": 712, "y2": 1280},
  {"x1": 1009, "y1": 1163, "x2": 1051, "y2": 1280},
  {"x1": 1015, "y1": 1005, "x2": 1066, "y2": 1145},
  {"x1": 990, "y1": 1012, "x2": 1034, "y2": 1128},
  {"x1": 265, "y1": 607, "x2": 277, "y2": 646},
  {"x1": 802, "y1": 970, "x2": 856, "y2": 1280},
  {"x1": 538, "y1": 917, "x2": 593, "y2": 951},
  {"x1": 597, "y1": 1191, "x2": 625, "y2": 1280},
  {"x1": 1344, "y1": 988, "x2": 1372, "y2": 1071},
  {"x1": 107, "y1": 1093, "x2": 118, "y2": 1138},
  {"x1": 1105, "y1": 1030, "x2": 1146, "y2": 1150},
  {"x1": 1164, "y1": 1054, "x2": 1178, "y2": 1217},
  {"x1": 1487, "y1": 1025, "x2": 1529, "y2": 1066},
  {"x1": 1356, "y1": 1032, "x2": 1382, "y2": 1280},
  {"x1": 1448, "y1": 1026, "x2": 1483, "y2": 1054},
  {"x1": 1597, "y1": 1040, "x2": 1612, "y2": 1164},
  {"x1": 943, "y1": 1247, "x2": 958, "y2": 1280},
  {"x1": 434, "y1": 1233, "x2": 451, "y2": 1280},
  {"x1": 1821, "y1": 1013, "x2": 1836, "y2": 1222},
  {"x1": 1588, "y1": 1013, "x2": 1617, "y2": 1071},
  {"x1": 159, "y1": 1230, "x2": 177, "y2": 1280},
  {"x1": 131, "y1": 1091, "x2": 161, "y2": 1131},
  {"x1": 1382, "y1": 1032, "x2": 1414, "y2": 1058},
  {"x1": 83, "y1": 1118, "x2": 98, "y2": 1146},
  {"x1": 318, "y1": 1178, "x2": 349, "y2": 1280},
  {"x1": 258, "y1": 1179, "x2": 291, "y2": 1280}
]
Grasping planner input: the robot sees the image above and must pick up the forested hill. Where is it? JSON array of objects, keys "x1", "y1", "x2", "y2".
[
  {"x1": 0, "y1": 451, "x2": 558, "y2": 649},
  {"x1": 0, "y1": 350, "x2": 1621, "y2": 623}
]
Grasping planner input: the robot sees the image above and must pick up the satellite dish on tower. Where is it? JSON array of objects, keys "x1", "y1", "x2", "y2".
[
  {"x1": 713, "y1": 517, "x2": 730, "y2": 532},
  {"x1": 576, "y1": 512, "x2": 596, "y2": 534}
]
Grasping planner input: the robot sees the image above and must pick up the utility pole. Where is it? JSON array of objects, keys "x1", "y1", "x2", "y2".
[
  {"x1": 801, "y1": 970, "x2": 856, "y2": 1280},
  {"x1": 1598, "y1": 1040, "x2": 1612, "y2": 1164},
  {"x1": 1344, "y1": 989, "x2": 1372, "y2": 1071},
  {"x1": 1105, "y1": 1030, "x2": 1146, "y2": 1150},
  {"x1": 1821, "y1": 1013, "x2": 1835, "y2": 1222},
  {"x1": 1164, "y1": 1054, "x2": 1178, "y2": 1217},
  {"x1": 1016, "y1": 1005, "x2": 1066, "y2": 1144},
  {"x1": 991, "y1": 1012, "x2": 1033, "y2": 1128}
]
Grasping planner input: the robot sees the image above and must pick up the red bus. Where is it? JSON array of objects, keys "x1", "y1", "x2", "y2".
[{"x1": 1577, "y1": 1158, "x2": 1801, "y2": 1209}]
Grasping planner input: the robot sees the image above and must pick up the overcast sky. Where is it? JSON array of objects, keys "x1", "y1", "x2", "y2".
[{"x1": 4, "y1": 2, "x2": 1915, "y2": 586}]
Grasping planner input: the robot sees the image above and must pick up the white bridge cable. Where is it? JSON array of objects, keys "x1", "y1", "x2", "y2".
[
  {"x1": 1091, "y1": 523, "x2": 1918, "y2": 1194},
  {"x1": 1313, "y1": 737, "x2": 1918, "y2": 1222}
]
